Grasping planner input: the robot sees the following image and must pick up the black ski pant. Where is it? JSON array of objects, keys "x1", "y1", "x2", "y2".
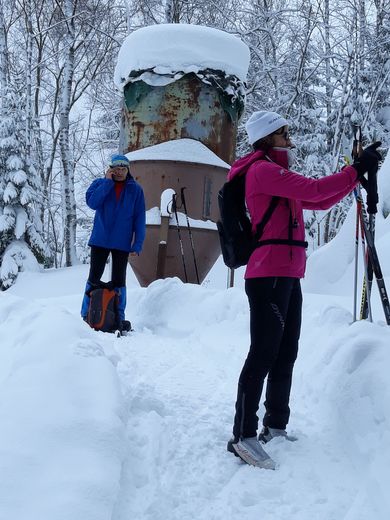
[
  {"x1": 88, "y1": 246, "x2": 129, "y2": 287},
  {"x1": 233, "y1": 277, "x2": 302, "y2": 439}
]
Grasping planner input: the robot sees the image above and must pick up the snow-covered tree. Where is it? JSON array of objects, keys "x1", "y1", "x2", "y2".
[{"x1": 0, "y1": 90, "x2": 48, "y2": 289}]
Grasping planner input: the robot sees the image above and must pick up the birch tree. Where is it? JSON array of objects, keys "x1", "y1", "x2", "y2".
[
  {"x1": 13, "y1": 0, "x2": 125, "y2": 266},
  {"x1": 58, "y1": 0, "x2": 77, "y2": 266}
]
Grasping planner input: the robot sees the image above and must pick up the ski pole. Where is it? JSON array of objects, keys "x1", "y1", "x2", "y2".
[
  {"x1": 227, "y1": 267, "x2": 234, "y2": 289},
  {"x1": 353, "y1": 126, "x2": 373, "y2": 321},
  {"x1": 354, "y1": 126, "x2": 379, "y2": 321},
  {"x1": 350, "y1": 125, "x2": 390, "y2": 324},
  {"x1": 360, "y1": 161, "x2": 379, "y2": 319},
  {"x1": 171, "y1": 193, "x2": 188, "y2": 283},
  {"x1": 356, "y1": 188, "x2": 373, "y2": 322},
  {"x1": 180, "y1": 187, "x2": 200, "y2": 284},
  {"x1": 352, "y1": 126, "x2": 360, "y2": 322},
  {"x1": 353, "y1": 200, "x2": 360, "y2": 322},
  {"x1": 351, "y1": 126, "x2": 370, "y2": 321}
]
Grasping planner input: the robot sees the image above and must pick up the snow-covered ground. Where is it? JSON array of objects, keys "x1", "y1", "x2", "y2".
[{"x1": 1, "y1": 203, "x2": 390, "y2": 520}]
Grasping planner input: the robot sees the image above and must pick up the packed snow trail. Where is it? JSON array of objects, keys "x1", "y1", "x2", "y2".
[
  {"x1": 108, "y1": 278, "x2": 390, "y2": 520},
  {"x1": 2, "y1": 262, "x2": 390, "y2": 520}
]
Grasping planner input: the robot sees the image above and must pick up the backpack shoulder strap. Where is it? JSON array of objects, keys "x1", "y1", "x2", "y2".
[
  {"x1": 254, "y1": 196, "x2": 280, "y2": 241},
  {"x1": 247, "y1": 155, "x2": 280, "y2": 241}
]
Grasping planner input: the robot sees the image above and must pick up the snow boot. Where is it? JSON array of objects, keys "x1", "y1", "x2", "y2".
[
  {"x1": 81, "y1": 281, "x2": 93, "y2": 319},
  {"x1": 258, "y1": 427, "x2": 297, "y2": 444},
  {"x1": 227, "y1": 436, "x2": 276, "y2": 470},
  {"x1": 116, "y1": 287, "x2": 132, "y2": 333},
  {"x1": 121, "y1": 320, "x2": 131, "y2": 332},
  {"x1": 115, "y1": 286, "x2": 127, "y2": 321}
]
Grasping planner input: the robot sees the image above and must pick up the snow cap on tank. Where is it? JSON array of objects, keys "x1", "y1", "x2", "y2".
[{"x1": 114, "y1": 23, "x2": 250, "y2": 91}]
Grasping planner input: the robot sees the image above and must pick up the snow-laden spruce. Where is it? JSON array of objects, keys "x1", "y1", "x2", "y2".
[{"x1": 0, "y1": 90, "x2": 48, "y2": 290}]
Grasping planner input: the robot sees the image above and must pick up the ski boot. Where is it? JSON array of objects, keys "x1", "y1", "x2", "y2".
[
  {"x1": 258, "y1": 427, "x2": 297, "y2": 444},
  {"x1": 227, "y1": 436, "x2": 276, "y2": 470}
]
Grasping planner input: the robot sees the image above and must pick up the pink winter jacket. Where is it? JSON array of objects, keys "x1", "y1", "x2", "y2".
[{"x1": 227, "y1": 150, "x2": 358, "y2": 279}]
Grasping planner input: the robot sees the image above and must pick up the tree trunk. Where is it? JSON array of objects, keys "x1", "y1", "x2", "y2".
[
  {"x1": 0, "y1": 2, "x2": 8, "y2": 103},
  {"x1": 165, "y1": 0, "x2": 180, "y2": 23},
  {"x1": 25, "y1": 0, "x2": 33, "y2": 166},
  {"x1": 59, "y1": 0, "x2": 78, "y2": 266},
  {"x1": 324, "y1": 0, "x2": 332, "y2": 150},
  {"x1": 358, "y1": 0, "x2": 366, "y2": 72}
]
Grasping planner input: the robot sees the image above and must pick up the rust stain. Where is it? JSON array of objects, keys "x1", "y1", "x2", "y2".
[{"x1": 131, "y1": 121, "x2": 146, "y2": 152}]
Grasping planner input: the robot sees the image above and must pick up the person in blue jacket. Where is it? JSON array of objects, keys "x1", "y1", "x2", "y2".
[{"x1": 81, "y1": 154, "x2": 146, "y2": 328}]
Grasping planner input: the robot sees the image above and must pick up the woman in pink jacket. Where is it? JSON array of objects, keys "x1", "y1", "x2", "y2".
[{"x1": 227, "y1": 110, "x2": 381, "y2": 469}]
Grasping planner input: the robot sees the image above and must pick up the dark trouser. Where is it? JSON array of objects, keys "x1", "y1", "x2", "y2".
[
  {"x1": 233, "y1": 277, "x2": 302, "y2": 439},
  {"x1": 87, "y1": 246, "x2": 129, "y2": 287},
  {"x1": 81, "y1": 246, "x2": 129, "y2": 319}
]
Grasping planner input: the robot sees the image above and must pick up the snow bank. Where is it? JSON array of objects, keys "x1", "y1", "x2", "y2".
[
  {"x1": 304, "y1": 205, "x2": 358, "y2": 293},
  {"x1": 114, "y1": 24, "x2": 250, "y2": 90},
  {"x1": 126, "y1": 138, "x2": 230, "y2": 169},
  {"x1": 0, "y1": 292, "x2": 125, "y2": 520},
  {"x1": 296, "y1": 300, "x2": 390, "y2": 519}
]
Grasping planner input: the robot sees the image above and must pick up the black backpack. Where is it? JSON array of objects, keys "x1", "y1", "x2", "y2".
[
  {"x1": 217, "y1": 174, "x2": 279, "y2": 269},
  {"x1": 85, "y1": 282, "x2": 122, "y2": 333},
  {"x1": 217, "y1": 173, "x2": 310, "y2": 269}
]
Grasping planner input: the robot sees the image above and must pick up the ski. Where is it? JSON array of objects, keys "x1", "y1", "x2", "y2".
[
  {"x1": 354, "y1": 187, "x2": 390, "y2": 325},
  {"x1": 360, "y1": 214, "x2": 375, "y2": 320},
  {"x1": 171, "y1": 193, "x2": 189, "y2": 282},
  {"x1": 180, "y1": 187, "x2": 200, "y2": 284},
  {"x1": 355, "y1": 189, "x2": 373, "y2": 322}
]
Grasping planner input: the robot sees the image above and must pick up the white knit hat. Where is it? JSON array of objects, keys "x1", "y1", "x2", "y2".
[{"x1": 245, "y1": 111, "x2": 288, "y2": 145}]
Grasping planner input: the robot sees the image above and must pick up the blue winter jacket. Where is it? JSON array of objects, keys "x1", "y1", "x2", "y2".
[{"x1": 86, "y1": 176, "x2": 146, "y2": 253}]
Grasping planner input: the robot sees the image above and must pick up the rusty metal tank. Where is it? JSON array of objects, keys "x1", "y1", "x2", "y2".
[
  {"x1": 115, "y1": 24, "x2": 250, "y2": 286},
  {"x1": 119, "y1": 73, "x2": 239, "y2": 165}
]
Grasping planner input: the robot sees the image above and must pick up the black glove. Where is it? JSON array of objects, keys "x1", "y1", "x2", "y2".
[{"x1": 353, "y1": 141, "x2": 382, "y2": 180}]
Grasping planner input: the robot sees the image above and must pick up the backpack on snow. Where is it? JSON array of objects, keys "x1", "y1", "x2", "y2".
[
  {"x1": 217, "y1": 174, "x2": 279, "y2": 269},
  {"x1": 85, "y1": 282, "x2": 122, "y2": 333}
]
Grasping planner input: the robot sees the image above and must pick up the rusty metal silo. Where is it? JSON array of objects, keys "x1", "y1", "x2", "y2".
[
  {"x1": 114, "y1": 24, "x2": 250, "y2": 286},
  {"x1": 120, "y1": 73, "x2": 238, "y2": 165}
]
